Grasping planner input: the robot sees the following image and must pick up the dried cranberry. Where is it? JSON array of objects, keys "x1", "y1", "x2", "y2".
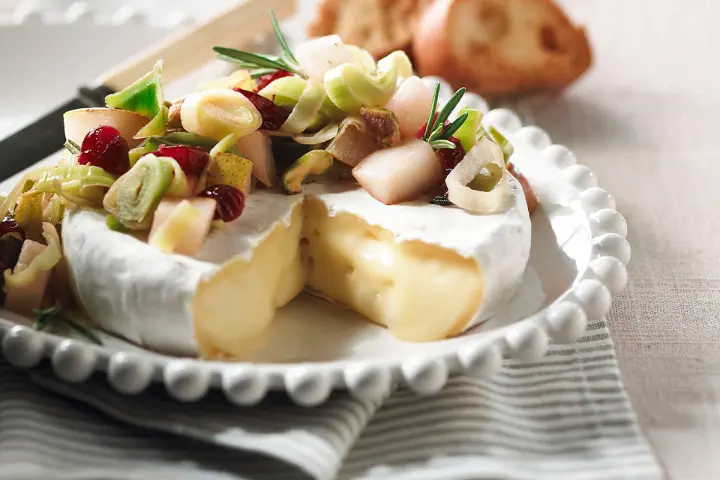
[
  {"x1": 415, "y1": 112, "x2": 451, "y2": 139},
  {"x1": 436, "y1": 137, "x2": 465, "y2": 175},
  {"x1": 233, "y1": 89, "x2": 290, "y2": 130},
  {"x1": 155, "y1": 145, "x2": 209, "y2": 176},
  {"x1": 0, "y1": 217, "x2": 25, "y2": 241},
  {"x1": 199, "y1": 185, "x2": 245, "y2": 222},
  {"x1": 78, "y1": 126, "x2": 130, "y2": 175},
  {"x1": 255, "y1": 70, "x2": 293, "y2": 91}
]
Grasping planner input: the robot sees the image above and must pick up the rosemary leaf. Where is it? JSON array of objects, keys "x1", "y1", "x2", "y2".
[
  {"x1": 64, "y1": 140, "x2": 81, "y2": 155},
  {"x1": 427, "y1": 123, "x2": 445, "y2": 143},
  {"x1": 213, "y1": 47, "x2": 299, "y2": 74},
  {"x1": 33, "y1": 306, "x2": 61, "y2": 331},
  {"x1": 429, "y1": 139, "x2": 457, "y2": 150},
  {"x1": 270, "y1": 10, "x2": 298, "y2": 65},
  {"x1": 437, "y1": 113, "x2": 469, "y2": 141},
  {"x1": 422, "y1": 83, "x2": 441, "y2": 142},
  {"x1": 433, "y1": 87, "x2": 466, "y2": 135},
  {"x1": 64, "y1": 313, "x2": 103, "y2": 346}
]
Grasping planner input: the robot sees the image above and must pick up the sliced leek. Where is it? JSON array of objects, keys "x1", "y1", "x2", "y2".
[
  {"x1": 280, "y1": 80, "x2": 327, "y2": 134},
  {"x1": 4, "y1": 223, "x2": 62, "y2": 289}
]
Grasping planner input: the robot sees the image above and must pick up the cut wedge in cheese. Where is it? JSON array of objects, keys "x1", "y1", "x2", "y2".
[{"x1": 62, "y1": 179, "x2": 530, "y2": 359}]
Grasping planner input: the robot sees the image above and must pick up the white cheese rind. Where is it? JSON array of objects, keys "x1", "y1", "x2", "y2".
[{"x1": 62, "y1": 192, "x2": 302, "y2": 356}]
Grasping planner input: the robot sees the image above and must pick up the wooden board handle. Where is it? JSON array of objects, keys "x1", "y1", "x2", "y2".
[{"x1": 97, "y1": 0, "x2": 297, "y2": 91}]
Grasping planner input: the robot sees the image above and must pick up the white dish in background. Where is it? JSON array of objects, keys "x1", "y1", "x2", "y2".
[{"x1": 0, "y1": 9, "x2": 630, "y2": 407}]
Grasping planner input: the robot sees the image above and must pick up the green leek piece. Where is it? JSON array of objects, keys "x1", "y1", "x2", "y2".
[
  {"x1": 280, "y1": 80, "x2": 327, "y2": 134},
  {"x1": 129, "y1": 138, "x2": 162, "y2": 166},
  {"x1": 487, "y1": 126, "x2": 514, "y2": 163},
  {"x1": 161, "y1": 157, "x2": 191, "y2": 197},
  {"x1": 103, "y1": 154, "x2": 173, "y2": 230},
  {"x1": 33, "y1": 165, "x2": 115, "y2": 208},
  {"x1": 14, "y1": 192, "x2": 44, "y2": 233},
  {"x1": 324, "y1": 51, "x2": 412, "y2": 115},
  {"x1": 209, "y1": 133, "x2": 238, "y2": 159},
  {"x1": 282, "y1": 150, "x2": 333, "y2": 194},
  {"x1": 468, "y1": 163, "x2": 503, "y2": 192},
  {"x1": 134, "y1": 105, "x2": 169, "y2": 139},
  {"x1": 259, "y1": 76, "x2": 343, "y2": 120},
  {"x1": 454, "y1": 108, "x2": 483, "y2": 152},
  {"x1": 106, "y1": 215, "x2": 130, "y2": 232},
  {"x1": 156, "y1": 131, "x2": 217, "y2": 150},
  {"x1": 105, "y1": 61, "x2": 164, "y2": 120}
]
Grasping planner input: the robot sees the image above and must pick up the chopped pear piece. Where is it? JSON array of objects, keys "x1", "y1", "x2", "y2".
[
  {"x1": 149, "y1": 198, "x2": 216, "y2": 256},
  {"x1": 207, "y1": 152, "x2": 253, "y2": 194},
  {"x1": 64, "y1": 107, "x2": 149, "y2": 148},
  {"x1": 353, "y1": 138, "x2": 443, "y2": 205},
  {"x1": 326, "y1": 118, "x2": 380, "y2": 167},
  {"x1": 282, "y1": 150, "x2": 333, "y2": 194},
  {"x1": 235, "y1": 131, "x2": 277, "y2": 187},
  {"x1": 386, "y1": 76, "x2": 434, "y2": 138},
  {"x1": 197, "y1": 69, "x2": 255, "y2": 92}
]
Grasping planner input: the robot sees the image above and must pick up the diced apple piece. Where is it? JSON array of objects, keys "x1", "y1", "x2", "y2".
[
  {"x1": 149, "y1": 198, "x2": 216, "y2": 256},
  {"x1": 235, "y1": 131, "x2": 277, "y2": 187},
  {"x1": 64, "y1": 107, "x2": 149, "y2": 148},
  {"x1": 326, "y1": 118, "x2": 380, "y2": 167},
  {"x1": 385, "y1": 76, "x2": 434, "y2": 139},
  {"x1": 4, "y1": 240, "x2": 51, "y2": 315},
  {"x1": 352, "y1": 138, "x2": 443, "y2": 205},
  {"x1": 295, "y1": 35, "x2": 355, "y2": 81}
]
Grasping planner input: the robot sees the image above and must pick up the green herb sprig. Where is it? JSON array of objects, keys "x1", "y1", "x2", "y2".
[
  {"x1": 34, "y1": 306, "x2": 103, "y2": 345},
  {"x1": 214, "y1": 11, "x2": 304, "y2": 78},
  {"x1": 422, "y1": 84, "x2": 468, "y2": 150},
  {"x1": 64, "y1": 140, "x2": 81, "y2": 155}
]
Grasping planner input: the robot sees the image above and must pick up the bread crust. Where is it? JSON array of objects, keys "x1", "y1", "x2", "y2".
[
  {"x1": 308, "y1": 0, "x2": 432, "y2": 58},
  {"x1": 412, "y1": 0, "x2": 592, "y2": 98}
]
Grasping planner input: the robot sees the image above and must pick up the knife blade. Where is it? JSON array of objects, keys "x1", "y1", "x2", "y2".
[
  {"x1": 0, "y1": 85, "x2": 115, "y2": 180},
  {"x1": 0, "y1": 0, "x2": 296, "y2": 181}
]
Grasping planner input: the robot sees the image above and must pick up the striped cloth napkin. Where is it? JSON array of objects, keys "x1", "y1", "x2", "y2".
[{"x1": 0, "y1": 319, "x2": 662, "y2": 480}]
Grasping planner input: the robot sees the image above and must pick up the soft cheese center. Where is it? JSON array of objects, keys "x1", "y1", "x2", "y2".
[{"x1": 302, "y1": 196, "x2": 484, "y2": 341}]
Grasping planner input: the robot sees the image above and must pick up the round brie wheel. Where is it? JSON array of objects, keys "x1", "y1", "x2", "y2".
[{"x1": 62, "y1": 181, "x2": 530, "y2": 359}]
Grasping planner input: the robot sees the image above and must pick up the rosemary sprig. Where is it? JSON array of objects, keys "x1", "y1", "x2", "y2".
[
  {"x1": 421, "y1": 84, "x2": 468, "y2": 148},
  {"x1": 64, "y1": 140, "x2": 81, "y2": 155},
  {"x1": 214, "y1": 10, "x2": 304, "y2": 78},
  {"x1": 33, "y1": 306, "x2": 103, "y2": 345}
]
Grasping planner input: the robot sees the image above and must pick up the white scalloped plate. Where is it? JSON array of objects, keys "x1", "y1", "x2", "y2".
[
  {"x1": 0, "y1": 90, "x2": 630, "y2": 406},
  {"x1": 0, "y1": 8, "x2": 630, "y2": 407}
]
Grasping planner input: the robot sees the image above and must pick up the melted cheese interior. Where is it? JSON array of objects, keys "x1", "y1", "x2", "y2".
[{"x1": 191, "y1": 193, "x2": 485, "y2": 359}]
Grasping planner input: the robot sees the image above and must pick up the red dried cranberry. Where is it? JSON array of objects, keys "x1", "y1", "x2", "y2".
[
  {"x1": 415, "y1": 112, "x2": 451, "y2": 139},
  {"x1": 434, "y1": 136, "x2": 465, "y2": 197},
  {"x1": 255, "y1": 70, "x2": 293, "y2": 91},
  {"x1": 199, "y1": 185, "x2": 245, "y2": 222},
  {"x1": 78, "y1": 126, "x2": 130, "y2": 175},
  {"x1": 233, "y1": 89, "x2": 290, "y2": 130},
  {"x1": 0, "y1": 216, "x2": 25, "y2": 241},
  {"x1": 155, "y1": 145, "x2": 209, "y2": 176}
]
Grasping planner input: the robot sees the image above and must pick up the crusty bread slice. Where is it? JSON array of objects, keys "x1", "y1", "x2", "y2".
[
  {"x1": 412, "y1": 0, "x2": 592, "y2": 99},
  {"x1": 307, "y1": 0, "x2": 432, "y2": 59}
]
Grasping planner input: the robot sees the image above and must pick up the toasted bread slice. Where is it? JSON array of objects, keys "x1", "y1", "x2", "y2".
[
  {"x1": 307, "y1": 0, "x2": 432, "y2": 59},
  {"x1": 412, "y1": 0, "x2": 592, "y2": 99}
]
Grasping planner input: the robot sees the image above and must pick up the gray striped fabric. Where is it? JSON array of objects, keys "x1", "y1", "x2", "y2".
[{"x1": 0, "y1": 320, "x2": 662, "y2": 480}]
